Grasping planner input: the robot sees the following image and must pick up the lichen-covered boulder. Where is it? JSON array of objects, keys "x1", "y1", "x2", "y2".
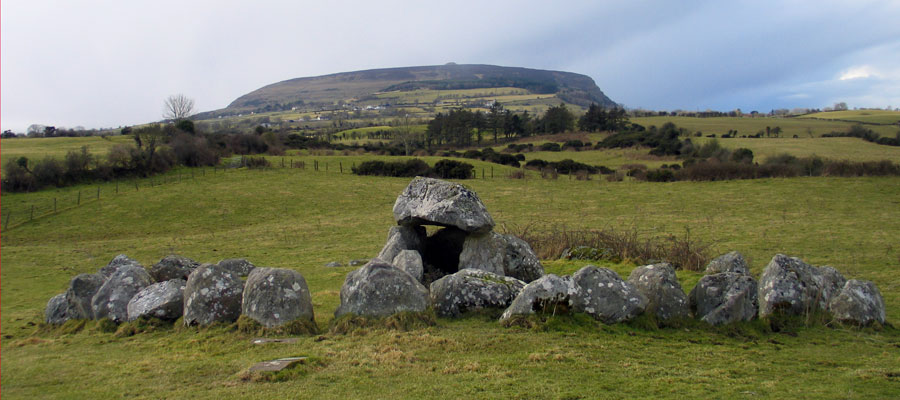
[
  {"x1": 378, "y1": 225, "x2": 426, "y2": 263},
  {"x1": 99, "y1": 254, "x2": 143, "y2": 278},
  {"x1": 500, "y1": 274, "x2": 577, "y2": 321},
  {"x1": 241, "y1": 267, "x2": 314, "y2": 328},
  {"x1": 149, "y1": 255, "x2": 199, "y2": 282},
  {"x1": 335, "y1": 260, "x2": 429, "y2": 318},
  {"x1": 812, "y1": 266, "x2": 846, "y2": 311},
  {"x1": 458, "y1": 232, "x2": 506, "y2": 276},
  {"x1": 91, "y1": 265, "x2": 153, "y2": 323},
  {"x1": 627, "y1": 263, "x2": 688, "y2": 321},
  {"x1": 500, "y1": 234, "x2": 544, "y2": 283},
  {"x1": 45, "y1": 293, "x2": 70, "y2": 324},
  {"x1": 126, "y1": 279, "x2": 186, "y2": 321},
  {"x1": 183, "y1": 264, "x2": 244, "y2": 326},
  {"x1": 431, "y1": 269, "x2": 525, "y2": 317},
  {"x1": 392, "y1": 177, "x2": 495, "y2": 234},
  {"x1": 828, "y1": 280, "x2": 886, "y2": 326},
  {"x1": 217, "y1": 258, "x2": 255, "y2": 277},
  {"x1": 689, "y1": 272, "x2": 758, "y2": 325},
  {"x1": 705, "y1": 251, "x2": 750, "y2": 276},
  {"x1": 65, "y1": 273, "x2": 106, "y2": 319},
  {"x1": 572, "y1": 266, "x2": 647, "y2": 324},
  {"x1": 393, "y1": 250, "x2": 424, "y2": 283},
  {"x1": 758, "y1": 254, "x2": 822, "y2": 318}
]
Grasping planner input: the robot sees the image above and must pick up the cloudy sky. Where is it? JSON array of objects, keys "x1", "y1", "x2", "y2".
[{"x1": 3, "y1": 0, "x2": 899, "y2": 132}]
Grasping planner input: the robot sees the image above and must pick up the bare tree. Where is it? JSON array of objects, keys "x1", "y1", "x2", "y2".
[
  {"x1": 163, "y1": 94, "x2": 195, "y2": 121},
  {"x1": 394, "y1": 114, "x2": 419, "y2": 156}
]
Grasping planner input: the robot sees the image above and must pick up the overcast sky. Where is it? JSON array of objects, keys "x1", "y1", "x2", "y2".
[{"x1": 3, "y1": 0, "x2": 900, "y2": 132}]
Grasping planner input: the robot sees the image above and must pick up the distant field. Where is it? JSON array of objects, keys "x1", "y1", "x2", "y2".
[
  {"x1": 693, "y1": 137, "x2": 900, "y2": 162},
  {"x1": 631, "y1": 116, "x2": 899, "y2": 138},
  {"x1": 0, "y1": 135, "x2": 133, "y2": 165},
  {"x1": 798, "y1": 110, "x2": 900, "y2": 125}
]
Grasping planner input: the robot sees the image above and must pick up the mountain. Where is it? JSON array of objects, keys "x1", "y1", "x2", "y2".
[{"x1": 201, "y1": 64, "x2": 615, "y2": 118}]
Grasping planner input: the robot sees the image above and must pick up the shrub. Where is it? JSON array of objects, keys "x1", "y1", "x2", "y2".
[
  {"x1": 31, "y1": 157, "x2": 65, "y2": 188},
  {"x1": 462, "y1": 149, "x2": 482, "y2": 159},
  {"x1": 539, "y1": 142, "x2": 561, "y2": 152},
  {"x1": 646, "y1": 169, "x2": 675, "y2": 182},
  {"x1": 352, "y1": 159, "x2": 430, "y2": 177},
  {"x1": 525, "y1": 159, "x2": 549, "y2": 170},
  {"x1": 507, "y1": 170, "x2": 525, "y2": 179},
  {"x1": 432, "y1": 159, "x2": 473, "y2": 179},
  {"x1": 554, "y1": 159, "x2": 598, "y2": 174},
  {"x1": 1, "y1": 159, "x2": 37, "y2": 192},
  {"x1": 242, "y1": 156, "x2": 271, "y2": 169}
]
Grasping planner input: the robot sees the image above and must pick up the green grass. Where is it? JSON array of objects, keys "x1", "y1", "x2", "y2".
[
  {"x1": 632, "y1": 116, "x2": 900, "y2": 138},
  {"x1": 692, "y1": 137, "x2": 900, "y2": 162},
  {"x1": 798, "y1": 110, "x2": 900, "y2": 125},
  {"x1": 0, "y1": 135, "x2": 134, "y2": 165}
]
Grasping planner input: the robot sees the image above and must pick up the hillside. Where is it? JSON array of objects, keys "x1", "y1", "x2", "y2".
[{"x1": 197, "y1": 64, "x2": 615, "y2": 118}]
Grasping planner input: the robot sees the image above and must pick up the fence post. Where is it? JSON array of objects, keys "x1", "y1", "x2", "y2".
[
  {"x1": 482, "y1": 168, "x2": 485, "y2": 179},
  {"x1": 54, "y1": 198, "x2": 57, "y2": 213},
  {"x1": 282, "y1": 157, "x2": 285, "y2": 168},
  {"x1": 340, "y1": 162, "x2": 343, "y2": 174},
  {"x1": 77, "y1": 191, "x2": 81, "y2": 205},
  {"x1": 135, "y1": 181, "x2": 139, "y2": 191},
  {"x1": 326, "y1": 162, "x2": 328, "y2": 172},
  {"x1": 4, "y1": 212, "x2": 11, "y2": 230},
  {"x1": 491, "y1": 167, "x2": 494, "y2": 179}
]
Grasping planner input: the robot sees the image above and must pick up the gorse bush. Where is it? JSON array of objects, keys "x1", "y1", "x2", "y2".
[{"x1": 352, "y1": 159, "x2": 473, "y2": 179}]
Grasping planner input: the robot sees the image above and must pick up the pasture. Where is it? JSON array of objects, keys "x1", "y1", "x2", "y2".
[
  {"x1": 798, "y1": 110, "x2": 900, "y2": 125},
  {"x1": 2, "y1": 138, "x2": 899, "y2": 399},
  {"x1": 0, "y1": 135, "x2": 133, "y2": 165},
  {"x1": 631, "y1": 116, "x2": 900, "y2": 138}
]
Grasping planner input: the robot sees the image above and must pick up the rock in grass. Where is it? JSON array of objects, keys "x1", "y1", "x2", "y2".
[
  {"x1": 392, "y1": 177, "x2": 495, "y2": 234},
  {"x1": 500, "y1": 274, "x2": 577, "y2": 321},
  {"x1": 705, "y1": 251, "x2": 750, "y2": 276},
  {"x1": 458, "y1": 232, "x2": 545, "y2": 282},
  {"x1": 334, "y1": 260, "x2": 428, "y2": 318},
  {"x1": 812, "y1": 266, "x2": 846, "y2": 311},
  {"x1": 348, "y1": 259, "x2": 368, "y2": 267},
  {"x1": 241, "y1": 267, "x2": 314, "y2": 328},
  {"x1": 99, "y1": 254, "x2": 143, "y2": 279},
  {"x1": 572, "y1": 266, "x2": 647, "y2": 324},
  {"x1": 183, "y1": 264, "x2": 244, "y2": 326},
  {"x1": 217, "y1": 258, "x2": 256, "y2": 277},
  {"x1": 689, "y1": 272, "x2": 758, "y2": 325},
  {"x1": 325, "y1": 261, "x2": 343, "y2": 268},
  {"x1": 65, "y1": 273, "x2": 106, "y2": 319},
  {"x1": 758, "y1": 254, "x2": 845, "y2": 318},
  {"x1": 149, "y1": 255, "x2": 200, "y2": 282},
  {"x1": 431, "y1": 269, "x2": 525, "y2": 317},
  {"x1": 127, "y1": 279, "x2": 186, "y2": 321},
  {"x1": 45, "y1": 293, "x2": 71, "y2": 324},
  {"x1": 500, "y1": 233, "x2": 544, "y2": 283},
  {"x1": 378, "y1": 225, "x2": 426, "y2": 263},
  {"x1": 828, "y1": 280, "x2": 886, "y2": 326},
  {"x1": 91, "y1": 264, "x2": 153, "y2": 323},
  {"x1": 627, "y1": 263, "x2": 689, "y2": 321},
  {"x1": 393, "y1": 250, "x2": 424, "y2": 283}
]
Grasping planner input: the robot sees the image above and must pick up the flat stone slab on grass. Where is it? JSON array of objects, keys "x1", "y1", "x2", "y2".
[
  {"x1": 249, "y1": 357, "x2": 308, "y2": 372},
  {"x1": 251, "y1": 338, "x2": 299, "y2": 345}
]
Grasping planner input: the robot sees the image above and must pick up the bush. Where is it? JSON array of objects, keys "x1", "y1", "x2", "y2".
[
  {"x1": 241, "y1": 156, "x2": 271, "y2": 169},
  {"x1": 646, "y1": 169, "x2": 675, "y2": 182},
  {"x1": 562, "y1": 140, "x2": 584, "y2": 150},
  {"x1": 554, "y1": 159, "x2": 598, "y2": 174},
  {"x1": 432, "y1": 159, "x2": 473, "y2": 179},
  {"x1": 352, "y1": 159, "x2": 430, "y2": 177},
  {"x1": 539, "y1": 142, "x2": 561, "y2": 152},
  {"x1": 525, "y1": 159, "x2": 549, "y2": 170}
]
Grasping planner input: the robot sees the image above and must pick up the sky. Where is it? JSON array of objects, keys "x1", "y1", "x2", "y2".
[{"x1": 3, "y1": 0, "x2": 900, "y2": 132}]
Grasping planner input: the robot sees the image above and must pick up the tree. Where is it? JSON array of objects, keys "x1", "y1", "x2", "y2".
[
  {"x1": 541, "y1": 104, "x2": 575, "y2": 134},
  {"x1": 163, "y1": 94, "x2": 195, "y2": 121},
  {"x1": 394, "y1": 114, "x2": 419, "y2": 156}
]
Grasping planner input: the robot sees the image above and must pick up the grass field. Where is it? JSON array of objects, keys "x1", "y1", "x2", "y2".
[
  {"x1": 692, "y1": 137, "x2": 900, "y2": 163},
  {"x1": 0, "y1": 135, "x2": 133, "y2": 165},
  {"x1": 798, "y1": 110, "x2": 900, "y2": 125},
  {"x1": 632, "y1": 116, "x2": 900, "y2": 138}
]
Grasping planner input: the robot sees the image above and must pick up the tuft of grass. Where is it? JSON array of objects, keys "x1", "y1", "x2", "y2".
[
  {"x1": 329, "y1": 311, "x2": 437, "y2": 335},
  {"x1": 235, "y1": 315, "x2": 319, "y2": 336}
]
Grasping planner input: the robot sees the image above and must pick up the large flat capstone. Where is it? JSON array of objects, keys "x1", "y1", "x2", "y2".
[{"x1": 392, "y1": 177, "x2": 494, "y2": 234}]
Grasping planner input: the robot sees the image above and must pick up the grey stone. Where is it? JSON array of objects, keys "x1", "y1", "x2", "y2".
[
  {"x1": 348, "y1": 259, "x2": 368, "y2": 267},
  {"x1": 392, "y1": 176, "x2": 495, "y2": 234},
  {"x1": 500, "y1": 274, "x2": 578, "y2": 321},
  {"x1": 813, "y1": 266, "x2": 846, "y2": 311},
  {"x1": 99, "y1": 254, "x2": 143, "y2": 278},
  {"x1": 217, "y1": 258, "x2": 256, "y2": 277},
  {"x1": 126, "y1": 279, "x2": 186, "y2": 321},
  {"x1": 430, "y1": 269, "x2": 526, "y2": 317},
  {"x1": 377, "y1": 225, "x2": 426, "y2": 263},
  {"x1": 45, "y1": 293, "x2": 70, "y2": 324},
  {"x1": 91, "y1": 264, "x2": 153, "y2": 323},
  {"x1": 249, "y1": 357, "x2": 308, "y2": 372},
  {"x1": 242, "y1": 267, "x2": 314, "y2": 328},
  {"x1": 183, "y1": 264, "x2": 244, "y2": 326},
  {"x1": 325, "y1": 261, "x2": 343, "y2": 268},
  {"x1": 758, "y1": 254, "x2": 829, "y2": 318},
  {"x1": 572, "y1": 265, "x2": 647, "y2": 324},
  {"x1": 689, "y1": 272, "x2": 758, "y2": 325},
  {"x1": 705, "y1": 251, "x2": 750, "y2": 276},
  {"x1": 334, "y1": 260, "x2": 429, "y2": 318},
  {"x1": 828, "y1": 280, "x2": 886, "y2": 326},
  {"x1": 500, "y1": 234, "x2": 544, "y2": 283},
  {"x1": 627, "y1": 263, "x2": 689, "y2": 321},
  {"x1": 65, "y1": 273, "x2": 105, "y2": 319},
  {"x1": 458, "y1": 232, "x2": 506, "y2": 276},
  {"x1": 393, "y1": 250, "x2": 424, "y2": 283},
  {"x1": 149, "y1": 255, "x2": 199, "y2": 282}
]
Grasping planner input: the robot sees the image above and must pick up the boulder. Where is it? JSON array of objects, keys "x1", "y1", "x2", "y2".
[
  {"x1": 689, "y1": 272, "x2": 758, "y2": 325},
  {"x1": 65, "y1": 273, "x2": 106, "y2": 319},
  {"x1": 572, "y1": 266, "x2": 647, "y2": 324},
  {"x1": 183, "y1": 264, "x2": 244, "y2": 326},
  {"x1": 828, "y1": 280, "x2": 886, "y2": 326},
  {"x1": 393, "y1": 250, "x2": 424, "y2": 283},
  {"x1": 500, "y1": 274, "x2": 578, "y2": 321},
  {"x1": 812, "y1": 266, "x2": 846, "y2": 311},
  {"x1": 458, "y1": 232, "x2": 506, "y2": 276},
  {"x1": 91, "y1": 264, "x2": 153, "y2": 323},
  {"x1": 392, "y1": 176, "x2": 495, "y2": 234},
  {"x1": 705, "y1": 251, "x2": 750, "y2": 276},
  {"x1": 334, "y1": 260, "x2": 429, "y2": 318},
  {"x1": 348, "y1": 259, "x2": 368, "y2": 267},
  {"x1": 149, "y1": 255, "x2": 199, "y2": 282},
  {"x1": 627, "y1": 263, "x2": 689, "y2": 321},
  {"x1": 99, "y1": 254, "x2": 142, "y2": 278},
  {"x1": 241, "y1": 267, "x2": 314, "y2": 328},
  {"x1": 377, "y1": 225, "x2": 426, "y2": 263},
  {"x1": 430, "y1": 269, "x2": 525, "y2": 317},
  {"x1": 45, "y1": 293, "x2": 70, "y2": 324},
  {"x1": 126, "y1": 279, "x2": 186, "y2": 321},
  {"x1": 758, "y1": 254, "x2": 829, "y2": 318},
  {"x1": 217, "y1": 258, "x2": 255, "y2": 277},
  {"x1": 325, "y1": 262, "x2": 343, "y2": 268},
  {"x1": 500, "y1": 234, "x2": 544, "y2": 283}
]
